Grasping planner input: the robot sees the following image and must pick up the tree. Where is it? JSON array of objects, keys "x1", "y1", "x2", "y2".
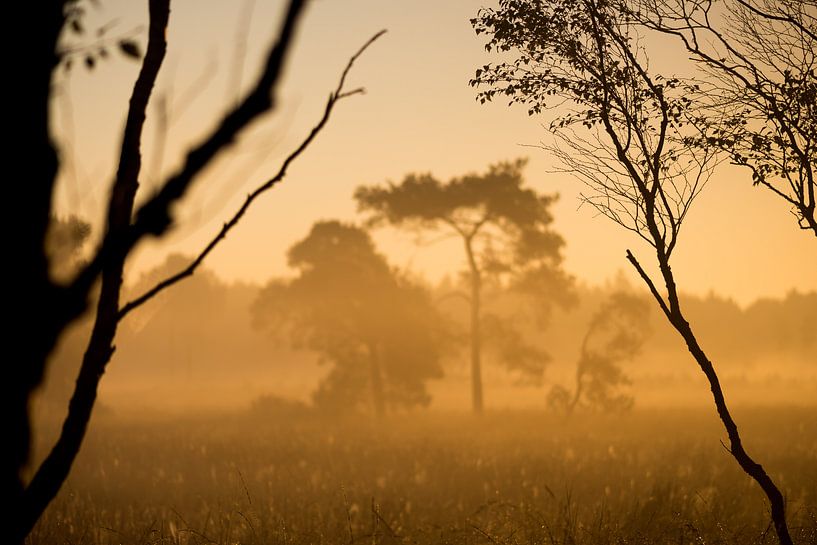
[
  {"x1": 252, "y1": 221, "x2": 446, "y2": 415},
  {"x1": 8, "y1": 0, "x2": 383, "y2": 540},
  {"x1": 471, "y1": 1, "x2": 793, "y2": 542},
  {"x1": 548, "y1": 292, "x2": 649, "y2": 415},
  {"x1": 631, "y1": 0, "x2": 816, "y2": 236},
  {"x1": 355, "y1": 160, "x2": 573, "y2": 413}
]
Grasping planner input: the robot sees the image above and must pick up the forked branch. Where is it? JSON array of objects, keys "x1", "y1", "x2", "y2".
[{"x1": 119, "y1": 30, "x2": 387, "y2": 320}]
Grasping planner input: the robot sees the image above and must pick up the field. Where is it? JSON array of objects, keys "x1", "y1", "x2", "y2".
[{"x1": 29, "y1": 408, "x2": 817, "y2": 545}]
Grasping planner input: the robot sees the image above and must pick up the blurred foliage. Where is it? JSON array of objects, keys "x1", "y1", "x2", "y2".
[
  {"x1": 252, "y1": 221, "x2": 448, "y2": 414},
  {"x1": 549, "y1": 292, "x2": 650, "y2": 415},
  {"x1": 59, "y1": 0, "x2": 143, "y2": 72},
  {"x1": 357, "y1": 160, "x2": 575, "y2": 384},
  {"x1": 45, "y1": 215, "x2": 91, "y2": 283}
]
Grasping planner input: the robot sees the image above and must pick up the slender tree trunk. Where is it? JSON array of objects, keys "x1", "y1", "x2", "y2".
[
  {"x1": 669, "y1": 315, "x2": 792, "y2": 545},
  {"x1": 567, "y1": 369, "x2": 583, "y2": 416},
  {"x1": 369, "y1": 342, "x2": 386, "y2": 417},
  {"x1": 13, "y1": 2, "x2": 170, "y2": 540},
  {"x1": 464, "y1": 237, "x2": 484, "y2": 414},
  {"x1": 567, "y1": 329, "x2": 593, "y2": 416},
  {"x1": 628, "y1": 251, "x2": 792, "y2": 545}
]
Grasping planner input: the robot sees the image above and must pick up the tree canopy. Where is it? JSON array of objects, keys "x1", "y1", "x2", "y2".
[
  {"x1": 356, "y1": 160, "x2": 573, "y2": 411},
  {"x1": 252, "y1": 221, "x2": 446, "y2": 414},
  {"x1": 632, "y1": 0, "x2": 816, "y2": 236},
  {"x1": 356, "y1": 159, "x2": 566, "y2": 278}
]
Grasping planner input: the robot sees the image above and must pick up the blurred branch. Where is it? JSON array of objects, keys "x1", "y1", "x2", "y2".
[
  {"x1": 68, "y1": 0, "x2": 308, "y2": 308},
  {"x1": 119, "y1": 30, "x2": 388, "y2": 320}
]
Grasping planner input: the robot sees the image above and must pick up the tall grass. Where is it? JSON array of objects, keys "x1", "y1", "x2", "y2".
[{"x1": 29, "y1": 408, "x2": 817, "y2": 544}]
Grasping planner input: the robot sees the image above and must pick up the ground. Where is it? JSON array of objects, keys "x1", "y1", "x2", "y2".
[{"x1": 29, "y1": 407, "x2": 817, "y2": 544}]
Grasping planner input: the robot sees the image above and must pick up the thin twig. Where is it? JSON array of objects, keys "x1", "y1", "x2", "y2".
[
  {"x1": 119, "y1": 30, "x2": 387, "y2": 320},
  {"x1": 69, "y1": 0, "x2": 309, "y2": 304},
  {"x1": 625, "y1": 249, "x2": 672, "y2": 321}
]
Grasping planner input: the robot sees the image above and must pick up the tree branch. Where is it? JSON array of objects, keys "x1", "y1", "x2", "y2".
[
  {"x1": 625, "y1": 249, "x2": 672, "y2": 321},
  {"x1": 69, "y1": 0, "x2": 309, "y2": 305},
  {"x1": 16, "y1": 0, "x2": 172, "y2": 539},
  {"x1": 119, "y1": 30, "x2": 387, "y2": 320}
]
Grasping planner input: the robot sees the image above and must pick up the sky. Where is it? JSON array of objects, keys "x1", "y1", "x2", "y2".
[{"x1": 51, "y1": 0, "x2": 817, "y2": 307}]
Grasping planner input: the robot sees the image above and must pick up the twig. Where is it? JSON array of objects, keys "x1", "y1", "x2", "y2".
[
  {"x1": 119, "y1": 30, "x2": 387, "y2": 320},
  {"x1": 69, "y1": 0, "x2": 309, "y2": 304},
  {"x1": 625, "y1": 249, "x2": 672, "y2": 321}
]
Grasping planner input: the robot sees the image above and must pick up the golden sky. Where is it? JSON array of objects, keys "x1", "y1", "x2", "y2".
[{"x1": 53, "y1": 0, "x2": 816, "y2": 306}]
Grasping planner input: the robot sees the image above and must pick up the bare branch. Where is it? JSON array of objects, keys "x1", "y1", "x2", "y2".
[
  {"x1": 625, "y1": 249, "x2": 672, "y2": 320},
  {"x1": 17, "y1": 0, "x2": 172, "y2": 538},
  {"x1": 119, "y1": 31, "x2": 387, "y2": 320},
  {"x1": 70, "y1": 0, "x2": 309, "y2": 303}
]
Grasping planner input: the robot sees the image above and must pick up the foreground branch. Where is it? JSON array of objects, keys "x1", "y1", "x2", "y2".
[
  {"x1": 627, "y1": 250, "x2": 793, "y2": 545},
  {"x1": 68, "y1": 0, "x2": 309, "y2": 308},
  {"x1": 119, "y1": 30, "x2": 387, "y2": 320},
  {"x1": 17, "y1": 1, "x2": 311, "y2": 541},
  {"x1": 15, "y1": 0, "x2": 172, "y2": 540}
]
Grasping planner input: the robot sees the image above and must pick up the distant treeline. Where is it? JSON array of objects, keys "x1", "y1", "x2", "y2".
[{"x1": 38, "y1": 255, "x2": 816, "y2": 414}]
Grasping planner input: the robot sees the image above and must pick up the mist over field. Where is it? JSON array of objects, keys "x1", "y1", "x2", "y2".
[
  {"x1": 13, "y1": 0, "x2": 817, "y2": 543},
  {"x1": 36, "y1": 257, "x2": 817, "y2": 416},
  {"x1": 28, "y1": 254, "x2": 816, "y2": 543}
]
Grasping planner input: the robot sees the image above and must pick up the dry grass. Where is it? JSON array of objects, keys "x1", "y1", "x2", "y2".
[{"x1": 29, "y1": 407, "x2": 817, "y2": 544}]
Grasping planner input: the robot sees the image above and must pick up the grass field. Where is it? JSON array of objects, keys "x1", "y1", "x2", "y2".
[{"x1": 29, "y1": 407, "x2": 817, "y2": 544}]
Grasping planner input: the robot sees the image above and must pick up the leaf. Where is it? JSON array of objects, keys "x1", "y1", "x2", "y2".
[{"x1": 118, "y1": 40, "x2": 142, "y2": 60}]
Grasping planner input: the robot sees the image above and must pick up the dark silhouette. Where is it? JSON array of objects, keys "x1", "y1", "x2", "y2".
[
  {"x1": 356, "y1": 160, "x2": 573, "y2": 413},
  {"x1": 631, "y1": 0, "x2": 816, "y2": 237},
  {"x1": 252, "y1": 221, "x2": 446, "y2": 415},
  {"x1": 9, "y1": 0, "x2": 383, "y2": 539},
  {"x1": 472, "y1": 1, "x2": 793, "y2": 542},
  {"x1": 548, "y1": 292, "x2": 649, "y2": 415}
]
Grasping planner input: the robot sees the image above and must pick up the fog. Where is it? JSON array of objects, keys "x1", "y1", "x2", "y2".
[
  {"x1": 19, "y1": 0, "x2": 817, "y2": 542},
  {"x1": 36, "y1": 253, "x2": 816, "y2": 418}
]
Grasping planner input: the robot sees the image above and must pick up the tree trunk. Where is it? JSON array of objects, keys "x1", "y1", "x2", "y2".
[
  {"x1": 369, "y1": 342, "x2": 386, "y2": 417},
  {"x1": 6, "y1": 2, "x2": 67, "y2": 534},
  {"x1": 566, "y1": 369, "x2": 583, "y2": 416},
  {"x1": 13, "y1": 2, "x2": 170, "y2": 540},
  {"x1": 670, "y1": 316, "x2": 792, "y2": 545},
  {"x1": 464, "y1": 237, "x2": 484, "y2": 414},
  {"x1": 567, "y1": 329, "x2": 593, "y2": 416},
  {"x1": 628, "y1": 250, "x2": 792, "y2": 545}
]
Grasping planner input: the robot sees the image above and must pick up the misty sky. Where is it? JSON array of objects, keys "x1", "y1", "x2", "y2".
[{"x1": 52, "y1": 0, "x2": 817, "y2": 306}]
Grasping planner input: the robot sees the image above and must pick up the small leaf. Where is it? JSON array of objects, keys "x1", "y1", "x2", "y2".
[{"x1": 118, "y1": 39, "x2": 142, "y2": 60}]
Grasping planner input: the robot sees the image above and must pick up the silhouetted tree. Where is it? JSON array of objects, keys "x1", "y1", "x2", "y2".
[
  {"x1": 548, "y1": 292, "x2": 649, "y2": 415},
  {"x1": 8, "y1": 0, "x2": 382, "y2": 540},
  {"x1": 472, "y1": 1, "x2": 792, "y2": 542},
  {"x1": 631, "y1": 0, "x2": 816, "y2": 236},
  {"x1": 252, "y1": 221, "x2": 446, "y2": 415},
  {"x1": 356, "y1": 160, "x2": 573, "y2": 413}
]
